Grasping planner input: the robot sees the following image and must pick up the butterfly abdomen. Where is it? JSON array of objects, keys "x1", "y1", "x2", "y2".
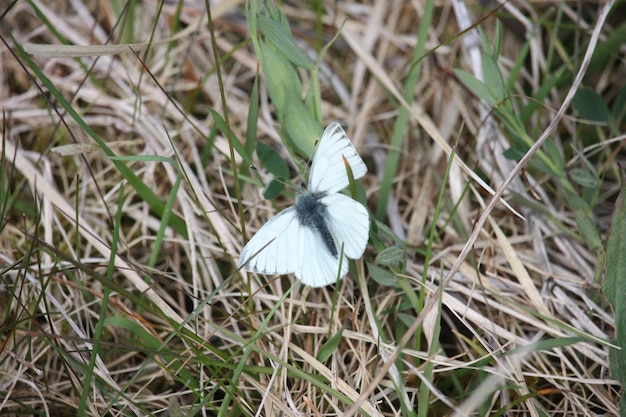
[{"x1": 295, "y1": 192, "x2": 338, "y2": 258}]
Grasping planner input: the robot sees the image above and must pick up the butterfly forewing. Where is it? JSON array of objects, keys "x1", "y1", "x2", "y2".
[
  {"x1": 238, "y1": 207, "x2": 300, "y2": 274},
  {"x1": 309, "y1": 122, "x2": 367, "y2": 194}
]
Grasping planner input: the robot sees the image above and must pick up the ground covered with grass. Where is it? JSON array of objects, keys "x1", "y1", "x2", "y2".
[{"x1": 0, "y1": 0, "x2": 624, "y2": 416}]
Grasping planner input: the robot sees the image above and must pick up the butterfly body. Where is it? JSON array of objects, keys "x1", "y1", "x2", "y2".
[
  {"x1": 295, "y1": 191, "x2": 337, "y2": 257},
  {"x1": 239, "y1": 122, "x2": 369, "y2": 287}
]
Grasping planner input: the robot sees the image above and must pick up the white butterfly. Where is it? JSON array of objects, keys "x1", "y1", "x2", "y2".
[{"x1": 239, "y1": 122, "x2": 369, "y2": 287}]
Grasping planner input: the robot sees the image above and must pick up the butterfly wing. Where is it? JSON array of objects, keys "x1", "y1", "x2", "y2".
[
  {"x1": 296, "y1": 225, "x2": 350, "y2": 287},
  {"x1": 238, "y1": 207, "x2": 301, "y2": 275},
  {"x1": 295, "y1": 193, "x2": 369, "y2": 287},
  {"x1": 240, "y1": 122, "x2": 368, "y2": 287},
  {"x1": 322, "y1": 193, "x2": 370, "y2": 259},
  {"x1": 308, "y1": 122, "x2": 367, "y2": 194},
  {"x1": 240, "y1": 205, "x2": 349, "y2": 287}
]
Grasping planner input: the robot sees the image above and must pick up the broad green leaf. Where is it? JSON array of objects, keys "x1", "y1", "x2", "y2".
[
  {"x1": 283, "y1": 101, "x2": 322, "y2": 156},
  {"x1": 572, "y1": 87, "x2": 610, "y2": 124},
  {"x1": 263, "y1": 178, "x2": 285, "y2": 200},
  {"x1": 256, "y1": 141, "x2": 289, "y2": 179},
  {"x1": 397, "y1": 312, "x2": 416, "y2": 328},
  {"x1": 588, "y1": 29, "x2": 626, "y2": 74},
  {"x1": 258, "y1": 15, "x2": 312, "y2": 70},
  {"x1": 504, "y1": 142, "x2": 559, "y2": 176},
  {"x1": 529, "y1": 153, "x2": 560, "y2": 177},
  {"x1": 482, "y1": 53, "x2": 506, "y2": 104},
  {"x1": 258, "y1": 40, "x2": 301, "y2": 118},
  {"x1": 575, "y1": 208, "x2": 603, "y2": 252},
  {"x1": 375, "y1": 246, "x2": 405, "y2": 266},
  {"x1": 368, "y1": 263, "x2": 398, "y2": 286},
  {"x1": 569, "y1": 168, "x2": 599, "y2": 189}
]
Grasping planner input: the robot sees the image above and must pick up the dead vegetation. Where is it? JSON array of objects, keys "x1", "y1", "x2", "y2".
[{"x1": 0, "y1": 0, "x2": 623, "y2": 416}]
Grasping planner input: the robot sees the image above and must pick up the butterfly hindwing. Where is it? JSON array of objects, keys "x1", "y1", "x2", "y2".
[
  {"x1": 321, "y1": 193, "x2": 369, "y2": 259},
  {"x1": 297, "y1": 225, "x2": 349, "y2": 287},
  {"x1": 309, "y1": 122, "x2": 367, "y2": 194}
]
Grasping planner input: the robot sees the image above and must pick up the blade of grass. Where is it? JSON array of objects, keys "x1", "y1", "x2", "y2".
[{"x1": 77, "y1": 182, "x2": 126, "y2": 415}]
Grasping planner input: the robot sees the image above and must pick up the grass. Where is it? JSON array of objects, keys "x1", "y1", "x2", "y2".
[{"x1": 0, "y1": 0, "x2": 624, "y2": 416}]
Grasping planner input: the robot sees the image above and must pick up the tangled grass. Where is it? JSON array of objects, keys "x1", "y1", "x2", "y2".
[{"x1": 0, "y1": 0, "x2": 623, "y2": 416}]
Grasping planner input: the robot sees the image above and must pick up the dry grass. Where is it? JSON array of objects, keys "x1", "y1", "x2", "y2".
[{"x1": 0, "y1": 0, "x2": 623, "y2": 416}]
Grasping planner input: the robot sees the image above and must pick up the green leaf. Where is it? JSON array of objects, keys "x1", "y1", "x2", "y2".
[
  {"x1": 368, "y1": 263, "x2": 398, "y2": 286},
  {"x1": 564, "y1": 187, "x2": 603, "y2": 254},
  {"x1": 482, "y1": 53, "x2": 507, "y2": 104},
  {"x1": 503, "y1": 144, "x2": 529, "y2": 161},
  {"x1": 375, "y1": 246, "x2": 406, "y2": 266},
  {"x1": 611, "y1": 85, "x2": 626, "y2": 127},
  {"x1": 529, "y1": 153, "x2": 560, "y2": 177},
  {"x1": 478, "y1": 26, "x2": 493, "y2": 57},
  {"x1": 575, "y1": 208, "x2": 602, "y2": 252},
  {"x1": 283, "y1": 102, "x2": 322, "y2": 156},
  {"x1": 397, "y1": 312, "x2": 416, "y2": 328},
  {"x1": 207, "y1": 108, "x2": 252, "y2": 167},
  {"x1": 258, "y1": 15, "x2": 312, "y2": 70},
  {"x1": 569, "y1": 168, "x2": 599, "y2": 189},
  {"x1": 604, "y1": 174, "x2": 626, "y2": 410},
  {"x1": 493, "y1": 19, "x2": 503, "y2": 58},
  {"x1": 258, "y1": 40, "x2": 301, "y2": 118},
  {"x1": 454, "y1": 69, "x2": 497, "y2": 106},
  {"x1": 256, "y1": 141, "x2": 289, "y2": 179},
  {"x1": 504, "y1": 142, "x2": 561, "y2": 176},
  {"x1": 572, "y1": 87, "x2": 610, "y2": 124},
  {"x1": 317, "y1": 329, "x2": 343, "y2": 363},
  {"x1": 263, "y1": 178, "x2": 285, "y2": 200},
  {"x1": 248, "y1": 1, "x2": 323, "y2": 158},
  {"x1": 544, "y1": 139, "x2": 564, "y2": 174},
  {"x1": 245, "y1": 73, "x2": 260, "y2": 159},
  {"x1": 588, "y1": 29, "x2": 626, "y2": 74}
]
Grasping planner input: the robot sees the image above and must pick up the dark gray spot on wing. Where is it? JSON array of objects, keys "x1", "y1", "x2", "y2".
[{"x1": 295, "y1": 192, "x2": 337, "y2": 258}]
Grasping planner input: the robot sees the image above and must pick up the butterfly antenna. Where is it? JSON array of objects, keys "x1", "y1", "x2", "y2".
[
  {"x1": 300, "y1": 137, "x2": 320, "y2": 184},
  {"x1": 247, "y1": 162, "x2": 296, "y2": 194}
]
